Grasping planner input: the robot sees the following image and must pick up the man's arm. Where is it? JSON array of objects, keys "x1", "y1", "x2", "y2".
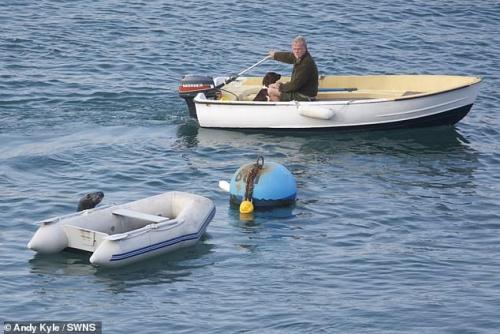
[{"x1": 272, "y1": 52, "x2": 295, "y2": 64}]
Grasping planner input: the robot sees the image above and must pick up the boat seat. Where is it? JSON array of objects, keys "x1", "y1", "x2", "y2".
[{"x1": 112, "y1": 209, "x2": 170, "y2": 223}]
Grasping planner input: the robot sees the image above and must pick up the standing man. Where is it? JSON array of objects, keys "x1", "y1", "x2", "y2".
[{"x1": 267, "y1": 36, "x2": 319, "y2": 101}]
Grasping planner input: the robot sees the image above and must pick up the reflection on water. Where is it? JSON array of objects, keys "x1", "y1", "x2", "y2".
[
  {"x1": 29, "y1": 251, "x2": 97, "y2": 276},
  {"x1": 179, "y1": 122, "x2": 475, "y2": 156},
  {"x1": 175, "y1": 119, "x2": 200, "y2": 147},
  {"x1": 229, "y1": 203, "x2": 296, "y2": 221},
  {"x1": 29, "y1": 240, "x2": 215, "y2": 293},
  {"x1": 182, "y1": 124, "x2": 480, "y2": 190},
  {"x1": 225, "y1": 203, "x2": 302, "y2": 257},
  {"x1": 94, "y1": 241, "x2": 215, "y2": 294}
]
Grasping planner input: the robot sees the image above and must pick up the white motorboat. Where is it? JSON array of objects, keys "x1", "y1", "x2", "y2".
[
  {"x1": 178, "y1": 74, "x2": 481, "y2": 130},
  {"x1": 27, "y1": 191, "x2": 216, "y2": 267}
]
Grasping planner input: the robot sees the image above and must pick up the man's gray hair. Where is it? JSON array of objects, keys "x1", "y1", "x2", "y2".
[{"x1": 293, "y1": 36, "x2": 307, "y2": 49}]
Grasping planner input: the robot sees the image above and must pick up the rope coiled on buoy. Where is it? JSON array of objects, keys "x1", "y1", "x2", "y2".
[{"x1": 240, "y1": 156, "x2": 264, "y2": 214}]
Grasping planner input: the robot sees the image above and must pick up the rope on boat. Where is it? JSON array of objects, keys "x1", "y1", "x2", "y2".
[{"x1": 240, "y1": 156, "x2": 264, "y2": 214}]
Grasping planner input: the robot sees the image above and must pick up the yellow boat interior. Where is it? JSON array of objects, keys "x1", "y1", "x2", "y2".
[{"x1": 219, "y1": 75, "x2": 481, "y2": 102}]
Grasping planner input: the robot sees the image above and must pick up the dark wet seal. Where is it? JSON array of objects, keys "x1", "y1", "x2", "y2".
[{"x1": 77, "y1": 191, "x2": 104, "y2": 211}]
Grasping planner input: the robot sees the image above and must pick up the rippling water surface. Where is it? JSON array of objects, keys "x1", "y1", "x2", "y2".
[{"x1": 1, "y1": 1, "x2": 500, "y2": 333}]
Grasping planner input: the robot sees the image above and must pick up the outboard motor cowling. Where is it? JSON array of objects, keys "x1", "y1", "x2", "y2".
[{"x1": 178, "y1": 75, "x2": 218, "y2": 118}]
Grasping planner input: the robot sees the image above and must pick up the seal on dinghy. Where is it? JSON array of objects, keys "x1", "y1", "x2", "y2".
[{"x1": 77, "y1": 191, "x2": 104, "y2": 211}]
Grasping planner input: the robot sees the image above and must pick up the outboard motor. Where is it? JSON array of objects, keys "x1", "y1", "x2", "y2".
[{"x1": 178, "y1": 75, "x2": 218, "y2": 118}]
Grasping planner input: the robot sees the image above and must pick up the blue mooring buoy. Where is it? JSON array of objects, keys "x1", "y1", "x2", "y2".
[{"x1": 229, "y1": 158, "x2": 297, "y2": 208}]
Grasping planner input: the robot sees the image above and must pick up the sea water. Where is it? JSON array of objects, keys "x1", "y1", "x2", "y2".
[{"x1": 1, "y1": 1, "x2": 500, "y2": 333}]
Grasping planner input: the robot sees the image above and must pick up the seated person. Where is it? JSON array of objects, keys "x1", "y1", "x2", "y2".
[
  {"x1": 267, "y1": 36, "x2": 318, "y2": 102},
  {"x1": 253, "y1": 72, "x2": 282, "y2": 101}
]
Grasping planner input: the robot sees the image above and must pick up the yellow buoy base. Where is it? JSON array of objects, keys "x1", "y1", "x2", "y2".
[{"x1": 239, "y1": 200, "x2": 254, "y2": 214}]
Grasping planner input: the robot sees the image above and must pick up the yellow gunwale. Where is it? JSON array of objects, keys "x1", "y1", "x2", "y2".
[{"x1": 216, "y1": 75, "x2": 481, "y2": 102}]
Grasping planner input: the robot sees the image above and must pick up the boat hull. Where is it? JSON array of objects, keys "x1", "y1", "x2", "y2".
[
  {"x1": 203, "y1": 104, "x2": 473, "y2": 132},
  {"x1": 191, "y1": 75, "x2": 481, "y2": 131}
]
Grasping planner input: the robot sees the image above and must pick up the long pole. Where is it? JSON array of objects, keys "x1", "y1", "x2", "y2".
[
  {"x1": 237, "y1": 56, "x2": 271, "y2": 77},
  {"x1": 216, "y1": 55, "x2": 271, "y2": 88}
]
